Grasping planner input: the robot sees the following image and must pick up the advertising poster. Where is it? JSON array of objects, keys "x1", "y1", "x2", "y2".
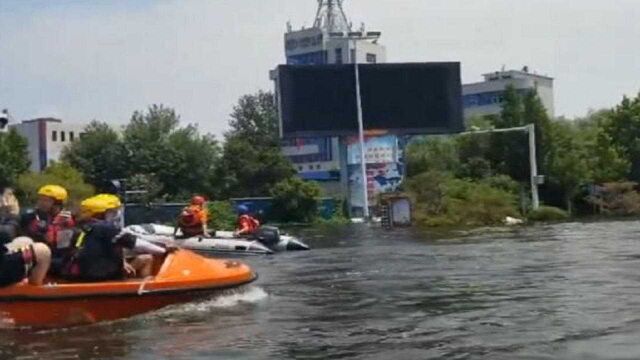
[{"x1": 347, "y1": 135, "x2": 404, "y2": 208}]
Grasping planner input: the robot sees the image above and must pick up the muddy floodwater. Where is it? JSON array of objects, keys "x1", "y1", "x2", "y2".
[{"x1": 3, "y1": 221, "x2": 640, "y2": 359}]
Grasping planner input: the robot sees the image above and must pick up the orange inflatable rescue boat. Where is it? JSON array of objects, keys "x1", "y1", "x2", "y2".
[{"x1": 0, "y1": 250, "x2": 256, "y2": 329}]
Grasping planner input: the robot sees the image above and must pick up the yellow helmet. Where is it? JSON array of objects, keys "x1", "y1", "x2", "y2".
[
  {"x1": 80, "y1": 194, "x2": 121, "y2": 218},
  {"x1": 38, "y1": 185, "x2": 68, "y2": 203},
  {"x1": 93, "y1": 194, "x2": 122, "y2": 208}
]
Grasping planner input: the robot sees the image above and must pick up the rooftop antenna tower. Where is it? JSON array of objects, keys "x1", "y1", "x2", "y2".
[{"x1": 313, "y1": 0, "x2": 351, "y2": 32}]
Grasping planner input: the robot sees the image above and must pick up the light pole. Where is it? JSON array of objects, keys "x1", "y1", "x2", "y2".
[
  {"x1": 353, "y1": 37, "x2": 369, "y2": 219},
  {"x1": 460, "y1": 124, "x2": 541, "y2": 210},
  {"x1": 330, "y1": 31, "x2": 381, "y2": 219}
]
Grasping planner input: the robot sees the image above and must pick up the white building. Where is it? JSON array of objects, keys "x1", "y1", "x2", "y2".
[
  {"x1": 462, "y1": 67, "x2": 555, "y2": 120},
  {"x1": 284, "y1": 1, "x2": 386, "y2": 66},
  {"x1": 275, "y1": 0, "x2": 387, "y2": 185},
  {"x1": 11, "y1": 118, "x2": 86, "y2": 172}
]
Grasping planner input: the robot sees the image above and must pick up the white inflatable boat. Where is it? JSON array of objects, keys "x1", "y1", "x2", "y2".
[
  {"x1": 128, "y1": 223, "x2": 310, "y2": 254},
  {"x1": 127, "y1": 224, "x2": 274, "y2": 255}
]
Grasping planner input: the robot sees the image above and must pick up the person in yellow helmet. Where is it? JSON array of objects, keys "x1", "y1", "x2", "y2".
[
  {"x1": 17, "y1": 184, "x2": 75, "y2": 278},
  {"x1": 63, "y1": 194, "x2": 173, "y2": 281},
  {"x1": 20, "y1": 184, "x2": 75, "y2": 247}
]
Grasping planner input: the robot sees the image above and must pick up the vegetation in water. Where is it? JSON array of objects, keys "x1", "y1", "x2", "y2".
[
  {"x1": 270, "y1": 177, "x2": 321, "y2": 224},
  {"x1": 405, "y1": 87, "x2": 640, "y2": 227},
  {"x1": 207, "y1": 200, "x2": 237, "y2": 231},
  {"x1": 406, "y1": 171, "x2": 519, "y2": 227},
  {"x1": 527, "y1": 206, "x2": 570, "y2": 222}
]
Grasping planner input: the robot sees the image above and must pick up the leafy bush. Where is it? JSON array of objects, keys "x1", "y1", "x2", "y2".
[
  {"x1": 126, "y1": 173, "x2": 164, "y2": 204},
  {"x1": 207, "y1": 200, "x2": 237, "y2": 231},
  {"x1": 407, "y1": 171, "x2": 519, "y2": 227},
  {"x1": 405, "y1": 137, "x2": 460, "y2": 177},
  {"x1": 480, "y1": 175, "x2": 520, "y2": 196},
  {"x1": 0, "y1": 128, "x2": 30, "y2": 188},
  {"x1": 315, "y1": 198, "x2": 350, "y2": 225},
  {"x1": 17, "y1": 162, "x2": 95, "y2": 209},
  {"x1": 527, "y1": 206, "x2": 570, "y2": 222},
  {"x1": 270, "y1": 177, "x2": 321, "y2": 223}
]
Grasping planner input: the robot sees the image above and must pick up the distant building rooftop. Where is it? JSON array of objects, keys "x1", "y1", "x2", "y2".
[{"x1": 21, "y1": 117, "x2": 63, "y2": 124}]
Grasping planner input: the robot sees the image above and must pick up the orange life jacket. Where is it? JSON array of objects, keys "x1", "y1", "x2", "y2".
[
  {"x1": 236, "y1": 215, "x2": 260, "y2": 235},
  {"x1": 26, "y1": 211, "x2": 75, "y2": 248},
  {"x1": 178, "y1": 205, "x2": 207, "y2": 237}
]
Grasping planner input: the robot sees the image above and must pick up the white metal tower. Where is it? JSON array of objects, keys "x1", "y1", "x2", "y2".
[{"x1": 313, "y1": 0, "x2": 351, "y2": 33}]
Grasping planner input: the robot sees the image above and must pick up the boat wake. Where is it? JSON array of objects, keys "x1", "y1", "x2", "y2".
[
  {"x1": 204, "y1": 286, "x2": 268, "y2": 309},
  {"x1": 159, "y1": 286, "x2": 268, "y2": 316}
]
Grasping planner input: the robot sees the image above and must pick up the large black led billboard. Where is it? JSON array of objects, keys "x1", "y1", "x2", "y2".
[{"x1": 278, "y1": 62, "x2": 464, "y2": 138}]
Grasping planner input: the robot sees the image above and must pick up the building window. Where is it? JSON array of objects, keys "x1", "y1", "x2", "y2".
[
  {"x1": 350, "y1": 49, "x2": 356, "y2": 63},
  {"x1": 335, "y1": 48, "x2": 343, "y2": 64},
  {"x1": 366, "y1": 53, "x2": 377, "y2": 63},
  {"x1": 61, "y1": 131, "x2": 66, "y2": 142},
  {"x1": 52, "y1": 131, "x2": 57, "y2": 142},
  {"x1": 69, "y1": 131, "x2": 75, "y2": 142}
]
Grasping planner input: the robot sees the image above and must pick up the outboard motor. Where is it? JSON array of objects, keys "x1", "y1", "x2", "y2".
[{"x1": 252, "y1": 226, "x2": 280, "y2": 247}]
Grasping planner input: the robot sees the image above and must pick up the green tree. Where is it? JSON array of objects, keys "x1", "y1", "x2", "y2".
[
  {"x1": 545, "y1": 121, "x2": 591, "y2": 211},
  {"x1": 495, "y1": 85, "x2": 525, "y2": 128},
  {"x1": 0, "y1": 128, "x2": 30, "y2": 188},
  {"x1": 270, "y1": 177, "x2": 321, "y2": 223},
  {"x1": 216, "y1": 92, "x2": 295, "y2": 198},
  {"x1": 167, "y1": 126, "x2": 220, "y2": 198},
  {"x1": 217, "y1": 136, "x2": 296, "y2": 198},
  {"x1": 125, "y1": 173, "x2": 164, "y2": 204},
  {"x1": 227, "y1": 91, "x2": 280, "y2": 146},
  {"x1": 574, "y1": 110, "x2": 628, "y2": 183},
  {"x1": 405, "y1": 136, "x2": 460, "y2": 177},
  {"x1": 487, "y1": 86, "x2": 529, "y2": 181},
  {"x1": 602, "y1": 93, "x2": 640, "y2": 180},
  {"x1": 123, "y1": 105, "x2": 186, "y2": 196},
  {"x1": 62, "y1": 121, "x2": 127, "y2": 191},
  {"x1": 523, "y1": 91, "x2": 553, "y2": 174},
  {"x1": 17, "y1": 162, "x2": 95, "y2": 208},
  {"x1": 65, "y1": 106, "x2": 221, "y2": 199},
  {"x1": 455, "y1": 133, "x2": 493, "y2": 179}
]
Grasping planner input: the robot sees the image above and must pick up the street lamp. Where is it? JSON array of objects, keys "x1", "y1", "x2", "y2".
[{"x1": 329, "y1": 31, "x2": 381, "y2": 219}]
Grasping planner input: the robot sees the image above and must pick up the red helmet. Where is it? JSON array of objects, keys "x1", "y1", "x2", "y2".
[{"x1": 191, "y1": 195, "x2": 206, "y2": 206}]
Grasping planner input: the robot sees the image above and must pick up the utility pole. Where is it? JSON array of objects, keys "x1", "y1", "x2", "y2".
[
  {"x1": 527, "y1": 123, "x2": 540, "y2": 210},
  {"x1": 353, "y1": 38, "x2": 369, "y2": 218},
  {"x1": 325, "y1": 29, "x2": 381, "y2": 219}
]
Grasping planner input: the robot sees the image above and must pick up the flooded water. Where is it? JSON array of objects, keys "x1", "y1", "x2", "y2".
[{"x1": 3, "y1": 220, "x2": 640, "y2": 359}]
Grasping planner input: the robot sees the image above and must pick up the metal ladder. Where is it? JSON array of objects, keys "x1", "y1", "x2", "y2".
[{"x1": 381, "y1": 204, "x2": 392, "y2": 229}]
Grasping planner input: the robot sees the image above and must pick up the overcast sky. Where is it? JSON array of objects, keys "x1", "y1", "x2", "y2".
[{"x1": 1, "y1": 0, "x2": 639, "y2": 136}]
